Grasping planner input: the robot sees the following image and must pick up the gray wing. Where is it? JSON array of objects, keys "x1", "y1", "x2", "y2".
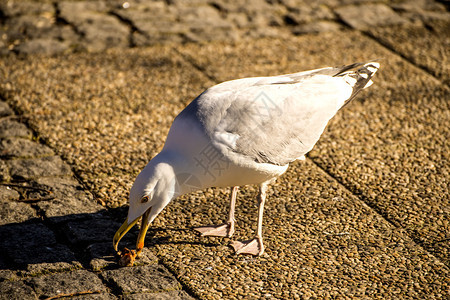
[{"x1": 192, "y1": 62, "x2": 379, "y2": 166}]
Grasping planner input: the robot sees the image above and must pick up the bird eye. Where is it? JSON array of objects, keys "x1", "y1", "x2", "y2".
[{"x1": 140, "y1": 196, "x2": 149, "y2": 203}]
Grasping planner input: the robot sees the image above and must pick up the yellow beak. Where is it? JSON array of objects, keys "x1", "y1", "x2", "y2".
[
  {"x1": 113, "y1": 207, "x2": 153, "y2": 253},
  {"x1": 113, "y1": 217, "x2": 140, "y2": 252},
  {"x1": 136, "y1": 207, "x2": 152, "y2": 256}
]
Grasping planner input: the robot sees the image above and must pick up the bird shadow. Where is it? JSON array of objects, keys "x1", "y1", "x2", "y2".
[{"x1": 0, "y1": 206, "x2": 224, "y2": 276}]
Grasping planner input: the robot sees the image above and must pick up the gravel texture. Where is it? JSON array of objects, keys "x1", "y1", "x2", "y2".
[
  {"x1": 368, "y1": 21, "x2": 450, "y2": 85},
  {"x1": 0, "y1": 0, "x2": 448, "y2": 299},
  {"x1": 176, "y1": 31, "x2": 449, "y2": 267}
]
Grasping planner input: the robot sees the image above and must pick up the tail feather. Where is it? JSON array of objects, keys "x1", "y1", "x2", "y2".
[{"x1": 337, "y1": 62, "x2": 380, "y2": 108}]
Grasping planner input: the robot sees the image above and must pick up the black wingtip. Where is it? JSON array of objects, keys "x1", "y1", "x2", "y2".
[{"x1": 339, "y1": 61, "x2": 380, "y2": 109}]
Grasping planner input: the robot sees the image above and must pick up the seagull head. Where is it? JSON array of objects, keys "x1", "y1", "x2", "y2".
[{"x1": 113, "y1": 152, "x2": 179, "y2": 255}]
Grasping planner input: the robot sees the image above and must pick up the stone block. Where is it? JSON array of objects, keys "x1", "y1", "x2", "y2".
[
  {"x1": 0, "y1": 0, "x2": 54, "y2": 17},
  {"x1": 6, "y1": 156, "x2": 72, "y2": 180},
  {"x1": 58, "y1": 1, "x2": 110, "y2": 16},
  {"x1": 62, "y1": 213, "x2": 123, "y2": 245},
  {"x1": 0, "y1": 120, "x2": 32, "y2": 138},
  {"x1": 390, "y1": 0, "x2": 447, "y2": 13},
  {"x1": 115, "y1": 3, "x2": 181, "y2": 46},
  {"x1": 21, "y1": 244, "x2": 83, "y2": 275},
  {"x1": 5, "y1": 15, "x2": 55, "y2": 40},
  {"x1": 27, "y1": 270, "x2": 107, "y2": 298},
  {"x1": 0, "y1": 253, "x2": 18, "y2": 282},
  {"x1": 0, "y1": 184, "x2": 19, "y2": 201},
  {"x1": 0, "y1": 222, "x2": 81, "y2": 273},
  {"x1": 86, "y1": 242, "x2": 158, "y2": 271},
  {"x1": 0, "y1": 280, "x2": 37, "y2": 300},
  {"x1": 0, "y1": 137, "x2": 54, "y2": 158},
  {"x1": 102, "y1": 265, "x2": 181, "y2": 294},
  {"x1": 336, "y1": 4, "x2": 409, "y2": 30},
  {"x1": 292, "y1": 21, "x2": 342, "y2": 35},
  {"x1": 58, "y1": 1, "x2": 129, "y2": 52},
  {"x1": 0, "y1": 185, "x2": 37, "y2": 225},
  {"x1": 70, "y1": 293, "x2": 117, "y2": 299},
  {"x1": 85, "y1": 242, "x2": 117, "y2": 271},
  {"x1": 0, "y1": 160, "x2": 9, "y2": 182},
  {"x1": 33, "y1": 177, "x2": 104, "y2": 224},
  {"x1": 284, "y1": 4, "x2": 334, "y2": 25},
  {"x1": 13, "y1": 38, "x2": 70, "y2": 55},
  {"x1": 0, "y1": 270, "x2": 18, "y2": 282}
]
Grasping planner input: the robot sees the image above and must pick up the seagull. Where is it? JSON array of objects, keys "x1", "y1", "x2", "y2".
[{"x1": 113, "y1": 61, "x2": 380, "y2": 256}]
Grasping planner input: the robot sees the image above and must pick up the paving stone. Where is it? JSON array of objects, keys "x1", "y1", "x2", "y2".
[
  {"x1": 0, "y1": 159, "x2": 9, "y2": 182},
  {"x1": 77, "y1": 14, "x2": 130, "y2": 52},
  {"x1": 411, "y1": 10, "x2": 450, "y2": 23},
  {"x1": 0, "y1": 221, "x2": 54, "y2": 255},
  {"x1": 292, "y1": 21, "x2": 343, "y2": 35},
  {"x1": 102, "y1": 265, "x2": 181, "y2": 294},
  {"x1": 336, "y1": 3, "x2": 409, "y2": 30},
  {"x1": 21, "y1": 244, "x2": 83, "y2": 275},
  {"x1": 123, "y1": 290, "x2": 194, "y2": 300},
  {"x1": 13, "y1": 38, "x2": 71, "y2": 55},
  {"x1": 27, "y1": 270, "x2": 107, "y2": 298},
  {"x1": 0, "y1": 102, "x2": 14, "y2": 117},
  {"x1": 86, "y1": 242, "x2": 158, "y2": 271},
  {"x1": 0, "y1": 0, "x2": 54, "y2": 18},
  {"x1": 0, "y1": 280, "x2": 38, "y2": 300},
  {"x1": 33, "y1": 176, "x2": 104, "y2": 224},
  {"x1": 115, "y1": 0, "x2": 173, "y2": 23},
  {"x1": 85, "y1": 242, "x2": 117, "y2": 271},
  {"x1": 391, "y1": 0, "x2": 447, "y2": 13},
  {"x1": 0, "y1": 222, "x2": 81, "y2": 273},
  {"x1": 70, "y1": 293, "x2": 117, "y2": 299},
  {"x1": 58, "y1": 1, "x2": 129, "y2": 52},
  {"x1": 0, "y1": 2, "x2": 75, "y2": 55},
  {"x1": 0, "y1": 184, "x2": 19, "y2": 201},
  {"x1": 0, "y1": 254, "x2": 18, "y2": 282},
  {"x1": 3, "y1": 180, "x2": 53, "y2": 201},
  {"x1": 2, "y1": 13, "x2": 77, "y2": 55},
  {"x1": 5, "y1": 14, "x2": 55, "y2": 40},
  {"x1": 0, "y1": 120, "x2": 32, "y2": 138},
  {"x1": 63, "y1": 213, "x2": 123, "y2": 245},
  {"x1": 284, "y1": 3, "x2": 335, "y2": 25},
  {"x1": 115, "y1": 0, "x2": 285, "y2": 44},
  {"x1": 58, "y1": 0, "x2": 111, "y2": 15},
  {"x1": 0, "y1": 137, "x2": 54, "y2": 158},
  {"x1": 176, "y1": 6, "x2": 236, "y2": 42},
  {"x1": 0, "y1": 270, "x2": 18, "y2": 283},
  {"x1": 6, "y1": 156, "x2": 72, "y2": 180},
  {"x1": 0, "y1": 185, "x2": 37, "y2": 225},
  {"x1": 114, "y1": 2, "x2": 187, "y2": 45}
]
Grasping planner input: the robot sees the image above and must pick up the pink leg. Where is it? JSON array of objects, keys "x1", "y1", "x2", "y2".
[
  {"x1": 231, "y1": 182, "x2": 268, "y2": 256},
  {"x1": 194, "y1": 186, "x2": 238, "y2": 238}
]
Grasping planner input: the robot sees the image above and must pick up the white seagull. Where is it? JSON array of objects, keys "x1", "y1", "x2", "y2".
[{"x1": 113, "y1": 62, "x2": 380, "y2": 256}]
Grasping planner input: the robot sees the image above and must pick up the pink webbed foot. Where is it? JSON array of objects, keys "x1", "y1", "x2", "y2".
[
  {"x1": 231, "y1": 237, "x2": 264, "y2": 256},
  {"x1": 194, "y1": 222, "x2": 234, "y2": 238}
]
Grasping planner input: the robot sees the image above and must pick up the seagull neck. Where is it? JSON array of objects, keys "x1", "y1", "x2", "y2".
[{"x1": 147, "y1": 149, "x2": 198, "y2": 198}]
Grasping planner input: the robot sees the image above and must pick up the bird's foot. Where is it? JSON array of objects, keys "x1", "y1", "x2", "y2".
[
  {"x1": 231, "y1": 237, "x2": 264, "y2": 256},
  {"x1": 194, "y1": 222, "x2": 234, "y2": 238}
]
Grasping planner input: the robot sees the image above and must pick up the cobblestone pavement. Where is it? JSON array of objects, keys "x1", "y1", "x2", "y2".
[
  {"x1": 0, "y1": 102, "x2": 194, "y2": 298},
  {"x1": 0, "y1": 0, "x2": 449, "y2": 299}
]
